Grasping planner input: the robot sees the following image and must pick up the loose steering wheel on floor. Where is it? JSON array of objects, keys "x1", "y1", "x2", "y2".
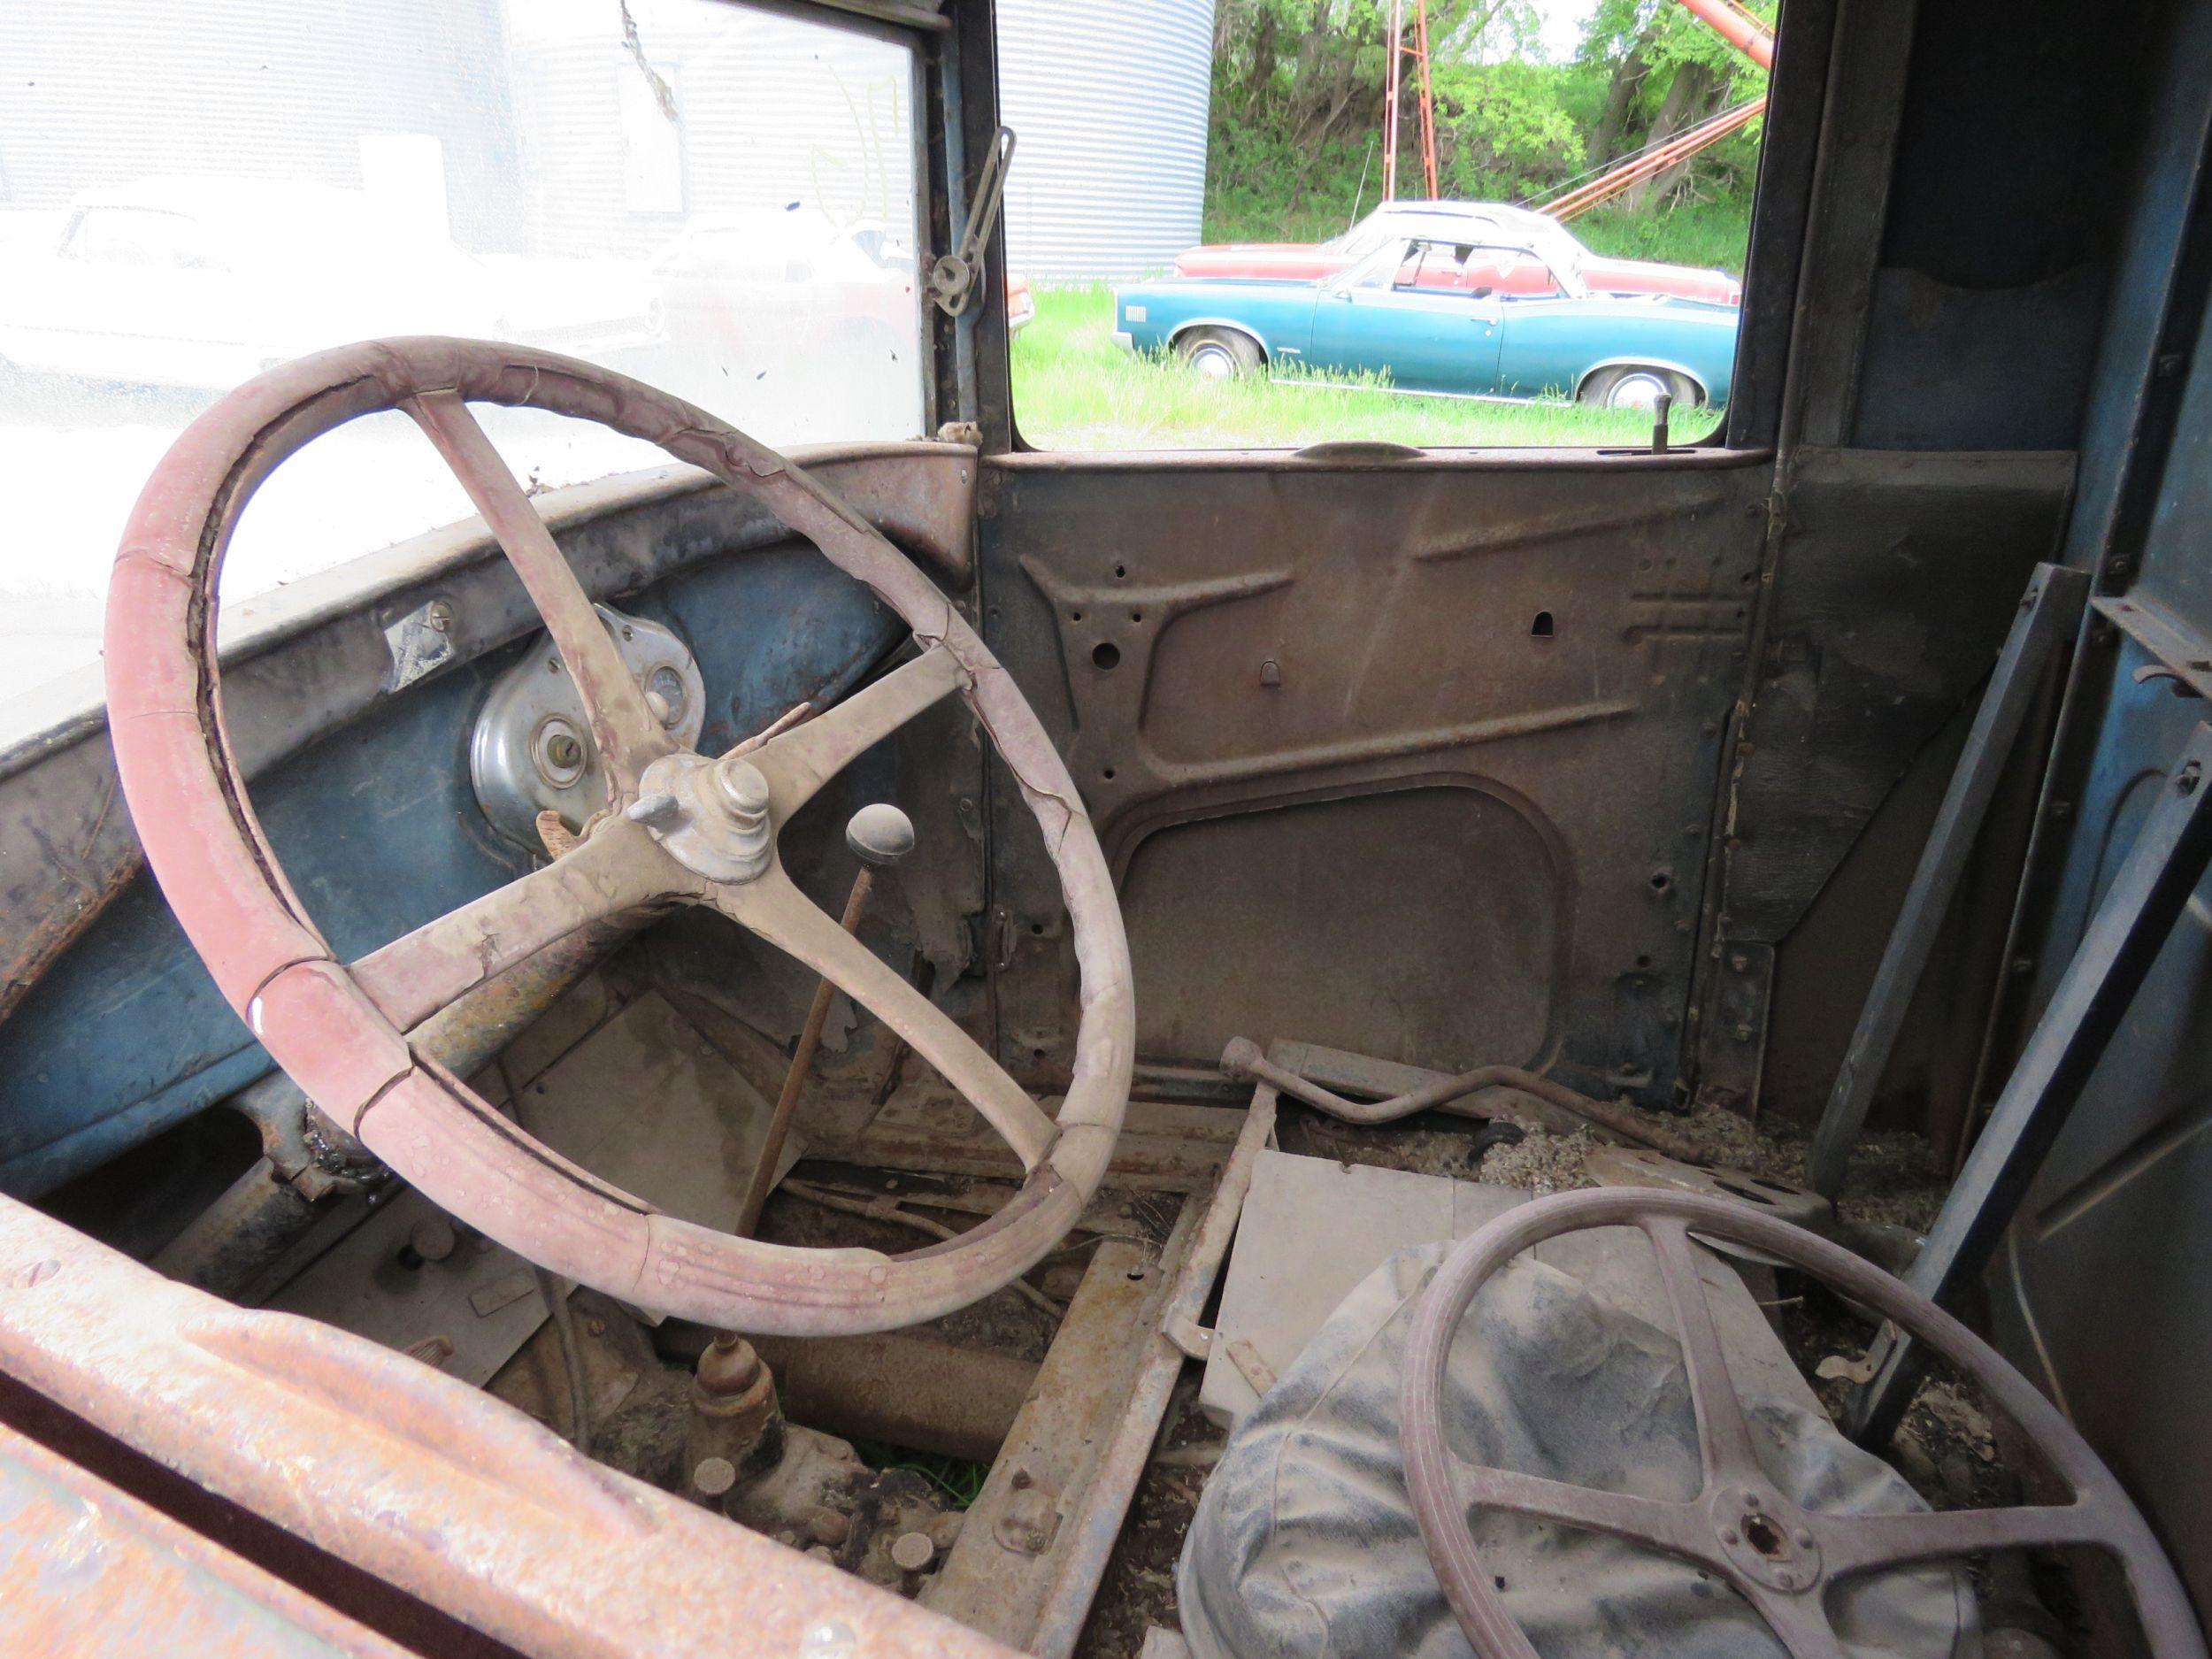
[
  {"x1": 1401, "y1": 1187, "x2": 2207, "y2": 1659},
  {"x1": 104, "y1": 338, "x2": 1133, "y2": 1337}
]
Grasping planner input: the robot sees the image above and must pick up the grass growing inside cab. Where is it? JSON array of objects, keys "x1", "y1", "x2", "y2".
[
  {"x1": 851, "y1": 1438, "x2": 989, "y2": 1509},
  {"x1": 1010, "y1": 284, "x2": 1718, "y2": 453}
]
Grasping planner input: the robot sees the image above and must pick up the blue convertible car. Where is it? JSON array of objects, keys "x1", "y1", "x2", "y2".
[{"x1": 1113, "y1": 234, "x2": 1739, "y2": 409}]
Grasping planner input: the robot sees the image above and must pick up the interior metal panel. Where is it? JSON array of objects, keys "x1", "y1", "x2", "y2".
[
  {"x1": 1717, "y1": 448, "x2": 2075, "y2": 948},
  {"x1": 979, "y1": 453, "x2": 1768, "y2": 1103},
  {"x1": 1988, "y1": 648, "x2": 2212, "y2": 1615}
]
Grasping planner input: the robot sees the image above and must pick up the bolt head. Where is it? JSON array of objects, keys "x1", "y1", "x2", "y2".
[
  {"x1": 408, "y1": 1217, "x2": 457, "y2": 1263},
  {"x1": 890, "y1": 1530, "x2": 935, "y2": 1571},
  {"x1": 847, "y1": 802, "x2": 917, "y2": 866},
  {"x1": 693, "y1": 1455, "x2": 737, "y2": 1496}
]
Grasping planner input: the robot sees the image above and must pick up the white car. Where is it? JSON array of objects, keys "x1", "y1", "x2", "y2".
[{"x1": 0, "y1": 178, "x2": 659, "y2": 391}]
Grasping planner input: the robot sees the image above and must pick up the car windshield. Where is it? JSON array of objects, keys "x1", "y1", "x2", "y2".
[
  {"x1": 0, "y1": 0, "x2": 926, "y2": 709},
  {"x1": 1322, "y1": 204, "x2": 1586, "y2": 278},
  {"x1": 1321, "y1": 207, "x2": 1411, "y2": 258},
  {"x1": 1339, "y1": 235, "x2": 1587, "y2": 300}
]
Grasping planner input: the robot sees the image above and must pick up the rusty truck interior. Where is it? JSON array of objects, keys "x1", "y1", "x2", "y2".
[{"x1": 4, "y1": 0, "x2": 2212, "y2": 1655}]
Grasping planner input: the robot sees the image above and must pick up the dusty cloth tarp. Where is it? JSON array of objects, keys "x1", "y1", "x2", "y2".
[{"x1": 1179, "y1": 1240, "x2": 1977, "y2": 1659}]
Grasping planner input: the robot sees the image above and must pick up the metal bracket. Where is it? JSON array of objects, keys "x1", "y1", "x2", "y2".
[
  {"x1": 1693, "y1": 941, "x2": 1774, "y2": 1116},
  {"x1": 1806, "y1": 563, "x2": 2092, "y2": 1196},
  {"x1": 929, "y1": 127, "x2": 1015, "y2": 319},
  {"x1": 1847, "y1": 719, "x2": 2212, "y2": 1444}
]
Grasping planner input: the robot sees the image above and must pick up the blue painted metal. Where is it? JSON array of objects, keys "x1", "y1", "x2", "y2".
[
  {"x1": 0, "y1": 545, "x2": 902, "y2": 1199},
  {"x1": 1113, "y1": 261, "x2": 1740, "y2": 405}
]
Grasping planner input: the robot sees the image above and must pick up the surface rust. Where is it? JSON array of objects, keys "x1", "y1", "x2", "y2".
[{"x1": 0, "y1": 1193, "x2": 1024, "y2": 1659}]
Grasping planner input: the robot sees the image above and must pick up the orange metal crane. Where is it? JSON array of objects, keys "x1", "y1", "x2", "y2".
[
  {"x1": 1544, "y1": 0, "x2": 1775, "y2": 221},
  {"x1": 1381, "y1": 0, "x2": 1440, "y2": 201}
]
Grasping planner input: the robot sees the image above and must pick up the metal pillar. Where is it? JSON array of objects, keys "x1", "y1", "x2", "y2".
[
  {"x1": 1847, "y1": 720, "x2": 2212, "y2": 1444},
  {"x1": 1806, "y1": 563, "x2": 2091, "y2": 1196}
]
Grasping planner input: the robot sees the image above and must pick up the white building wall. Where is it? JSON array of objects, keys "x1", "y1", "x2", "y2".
[{"x1": 995, "y1": 0, "x2": 1217, "y2": 281}]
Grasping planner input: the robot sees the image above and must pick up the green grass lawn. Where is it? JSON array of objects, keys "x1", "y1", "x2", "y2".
[{"x1": 1010, "y1": 284, "x2": 1716, "y2": 452}]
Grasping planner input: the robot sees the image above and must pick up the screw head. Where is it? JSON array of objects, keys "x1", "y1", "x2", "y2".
[{"x1": 847, "y1": 803, "x2": 917, "y2": 866}]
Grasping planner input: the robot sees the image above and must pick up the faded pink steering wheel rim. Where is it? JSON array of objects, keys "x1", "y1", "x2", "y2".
[
  {"x1": 104, "y1": 336, "x2": 1133, "y2": 1337},
  {"x1": 1401, "y1": 1187, "x2": 2207, "y2": 1659}
]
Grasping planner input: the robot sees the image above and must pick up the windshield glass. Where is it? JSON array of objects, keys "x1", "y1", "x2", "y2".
[
  {"x1": 0, "y1": 0, "x2": 924, "y2": 708},
  {"x1": 1341, "y1": 235, "x2": 1585, "y2": 301}
]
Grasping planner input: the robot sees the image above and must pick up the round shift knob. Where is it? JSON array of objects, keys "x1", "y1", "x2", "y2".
[{"x1": 846, "y1": 803, "x2": 916, "y2": 867}]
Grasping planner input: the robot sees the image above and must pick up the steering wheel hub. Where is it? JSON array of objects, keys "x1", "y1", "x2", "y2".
[
  {"x1": 629, "y1": 750, "x2": 776, "y2": 883},
  {"x1": 1707, "y1": 1485, "x2": 1821, "y2": 1594}
]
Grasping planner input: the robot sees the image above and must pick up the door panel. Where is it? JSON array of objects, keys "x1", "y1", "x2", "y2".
[
  {"x1": 1306, "y1": 288, "x2": 1502, "y2": 392},
  {"x1": 978, "y1": 451, "x2": 1770, "y2": 1103}
]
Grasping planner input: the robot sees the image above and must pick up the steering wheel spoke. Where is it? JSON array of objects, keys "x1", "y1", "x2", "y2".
[
  {"x1": 714, "y1": 864, "x2": 1059, "y2": 1170},
  {"x1": 1452, "y1": 1458, "x2": 1714, "y2": 1561},
  {"x1": 1818, "y1": 1503, "x2": 2105, "y2": 1580},
  {"x1": 352, "y1": 816, "x2": 680, "y2": 1033},
  {"x1": 1646, "y1": 1217, "x2": 1766, "y2": 1491},
  {"x1": 406, "y1": 389, "x2": 673, "y2": 796},
  {"x1": 749, "y1": 645, "x2": 971, "y2": 823},
  {"x1": 1737, "y1": 1582, "x2": 1852, "y2": 1659}
]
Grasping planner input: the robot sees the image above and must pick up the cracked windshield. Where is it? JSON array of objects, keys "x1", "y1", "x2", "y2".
[
  {"x1": 0, "y1": 1, "x2": 922, "y2": 706},
  {"x1": 1004, "y1": 0, "x2": 1771, "y2": 450}
]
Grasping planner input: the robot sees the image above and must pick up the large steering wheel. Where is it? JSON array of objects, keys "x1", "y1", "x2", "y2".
[
  {"x1": 1402, "y1": 1189, "x2": 2207, "y2": 1658},
  {"x1": 104, "y1": 338, "x2": 1133, "y2": 1337}
]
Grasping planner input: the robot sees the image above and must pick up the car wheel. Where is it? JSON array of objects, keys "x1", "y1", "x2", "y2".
[
  {"x1": 1581, "y1": 365, "x2": 1699, "y2": 410},
  {"x1": 1177, "y1": 327, "x2": 1263, "y2": 381}
]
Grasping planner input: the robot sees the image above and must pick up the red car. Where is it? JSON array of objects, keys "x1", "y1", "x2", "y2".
[{"x1": 1176, "y1": 199, "x2": 1742, "y2": 306}]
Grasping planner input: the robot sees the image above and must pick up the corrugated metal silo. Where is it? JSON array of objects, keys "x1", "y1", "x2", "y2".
[{"x1": 995, "y1": 0, "x2": 1216, "y2": 280}]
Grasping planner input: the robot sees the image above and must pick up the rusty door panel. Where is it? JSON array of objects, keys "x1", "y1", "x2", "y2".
[
  {"x1": 979, "y1": 453, "x2": 1770, "y2": 1104},
  {"x1": 1121, "y1": 786, "x2": 1561, "y2": 1069}
]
